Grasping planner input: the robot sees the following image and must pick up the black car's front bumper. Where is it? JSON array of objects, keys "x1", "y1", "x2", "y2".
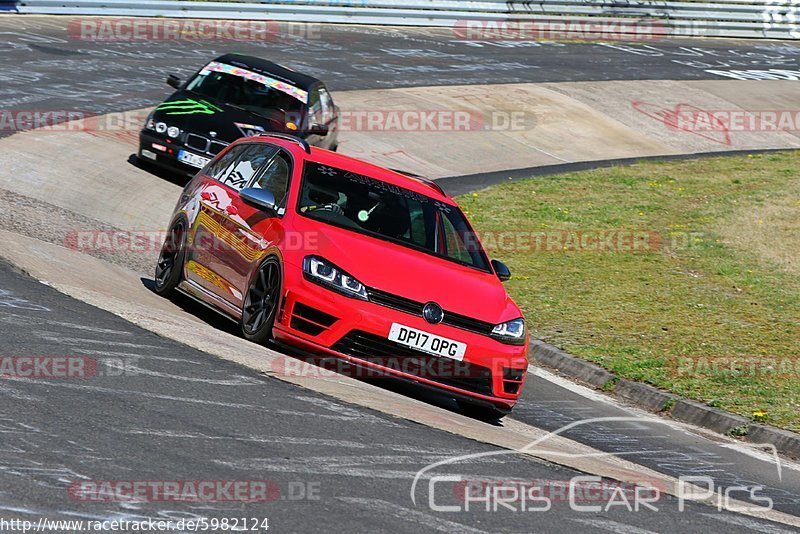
[{"x1": 138, "y1": 131, "x2": 211, "y2": 176}]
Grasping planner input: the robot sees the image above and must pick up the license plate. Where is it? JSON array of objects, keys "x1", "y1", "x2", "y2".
[
  {"x1": 388, "y1": 323, "x2": 466, "y2": 361},
  {"x1": 178, "y1": 149, "x2": 210, "y2": 169}
]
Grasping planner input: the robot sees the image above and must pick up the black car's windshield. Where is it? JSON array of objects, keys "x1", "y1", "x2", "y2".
[
  {"x1": 298, "y1": 161, "x2": 490, "y2": 271},
  {"x1": 185, "y1": 61, "x2": 306, "y2": 118}
]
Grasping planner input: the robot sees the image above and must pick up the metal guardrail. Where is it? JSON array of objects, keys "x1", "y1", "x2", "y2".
[{"x1": 12, "y1": 0, "x2": 800, "y2": 39}]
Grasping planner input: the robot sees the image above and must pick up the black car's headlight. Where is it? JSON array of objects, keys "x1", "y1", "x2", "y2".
[
  {"x1": 303, "y1": 256, "x2": 367, "y2": 300},
  {"x1": 147, "y1": 120, "x2": 181, "y2": 139},
  {"x1": 491, "y1": 318, "x2": 526, "y2": 345}
]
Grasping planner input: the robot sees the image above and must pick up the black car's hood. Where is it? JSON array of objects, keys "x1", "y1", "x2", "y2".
[{"x1": 150, "y1": 90, "x2": 296, "y2": 142}]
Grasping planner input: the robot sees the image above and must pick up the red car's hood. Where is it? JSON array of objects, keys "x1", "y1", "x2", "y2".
[{"x1": 288, "y1": 218, "x2": 522, "y2": 324}]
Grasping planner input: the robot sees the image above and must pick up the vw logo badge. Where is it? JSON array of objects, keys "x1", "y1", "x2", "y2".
[{"x1": 422, "y1": 302, "x2": 444, "y2": 325}]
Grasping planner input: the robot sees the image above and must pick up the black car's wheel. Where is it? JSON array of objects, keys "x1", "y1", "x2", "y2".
[
  {"x1": 154, "y1": 219, "x2": 187, "y2": 297},
  {"x1": 242, "y1": 257, "x2": 282, "y2": 343},
  {"x1": 135, "y1": 151, "x2": 154, "y2": 167},
  {"x1": 456, "y1": 400, "x2": 507, "y2": 422}
]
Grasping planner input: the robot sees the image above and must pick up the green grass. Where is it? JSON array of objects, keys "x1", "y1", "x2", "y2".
[{"x1": 458, "y1": 152, "x2": 800, "y2": 431}]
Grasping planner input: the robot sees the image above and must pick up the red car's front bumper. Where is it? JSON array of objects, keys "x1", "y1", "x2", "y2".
[{"x1": 272, "y1": 266, "x2": 528, "y2": 411}]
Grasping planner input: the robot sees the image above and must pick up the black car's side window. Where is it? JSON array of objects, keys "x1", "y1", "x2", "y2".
[
  {"x1": 250, "y1": 150, "x2": 292, "y2": 215},
  {"x1": 319, "y1": 87, "x2": 335, "y2": 124},
  {"x1": 308, "y1": 88, "x2": 322, "y2": 127}
]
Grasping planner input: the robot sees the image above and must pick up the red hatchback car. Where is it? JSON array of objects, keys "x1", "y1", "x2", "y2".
[{"x1": 154, "y1": 134, "x2": 528, "y2": 418}]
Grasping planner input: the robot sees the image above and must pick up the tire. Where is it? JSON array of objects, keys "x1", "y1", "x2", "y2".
[
  {"x1": 135, "y1": 152, "x2": 152, "y2": 167},
  {"x1": 241, "y1": 256, "x2": 282, "y2": 343},
  {"x1": 154, "y1": 218, "x2": 187, "y2": 297},
  {"x1": 456, "y1": 400, "x2": 507, "y2": 422}
]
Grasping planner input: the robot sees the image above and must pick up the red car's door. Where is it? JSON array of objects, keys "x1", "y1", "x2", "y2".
[
  {"x1": 184, "y1": 145, "x2": 242, "y2": 304},
  {"x1": 185, "y1": 143, "x2": 273, "y2": 308},
  {"x1": 210, "y1": 146, "x2": 295, "y2": 310}
]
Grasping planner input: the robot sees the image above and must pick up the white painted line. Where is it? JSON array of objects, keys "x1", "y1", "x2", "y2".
[
  {"x1": 571, "y1": 518, "x2": 658, "y2": 534},
  {"x1": 77, "y1": 348, "x2": 203, "y2": 365},
  {"x1": 0, "y1": 383, "x2": 42, "y2": 402},
  {"x1": 122, "y1": 429, "x2": 371, "y2": 450},
  {"x1": 0, "y1": 288, "x2": 51, "y2": 312},
  {"x1": 35, "y1": 333, "x2": 160, "y2": 349},
  {"x1": 120, "y1": 428, "x2": 458, "y2": 455},
  {"x1": 3, "y1": 379, "x2": 373, "y2": 421},
  {"x1": 102, "y1": 361, "x2": 262, "y2": 386},
  {"x1": 528, "y1": 365, "x2": 636, "y2": 408},
  {"x1": 218, "y1": 460, "x2": 439, "y2": 481},
  {"x1": 718, "y1": 442, "x2": 800, "y2": 475},
  {"x1": 702, "y1": 512, "x2": 798, "y2": 533},
  {"x1": 46, "y1": 321, "x2": 135, "y2": 335},
  {"x1": 528, "y1": 365, "x2": 800, "y2": 474},
  {"x1": 0, "y1": 313, "x2": 133, "y2": 335},
  {"x1": 338, "y1": 497, "x2": 491, "y2": 534}
]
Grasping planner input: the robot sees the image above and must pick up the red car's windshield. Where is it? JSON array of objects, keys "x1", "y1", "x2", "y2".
[{"x1": 297, "y1": 161, "x2": 490, "y2": 271}]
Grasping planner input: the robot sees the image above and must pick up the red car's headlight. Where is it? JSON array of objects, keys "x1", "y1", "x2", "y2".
[
  {"x1": 303, "y1": 256, "x2": 368, "y2": 300},
  {"x1": 491, "y1": 318, "x2": 526, "y2": 345}
]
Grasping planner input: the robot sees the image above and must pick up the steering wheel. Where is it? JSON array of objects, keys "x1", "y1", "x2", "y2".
[{"x1": 311, "y1": 203, "x2": 344, "y2": 216}]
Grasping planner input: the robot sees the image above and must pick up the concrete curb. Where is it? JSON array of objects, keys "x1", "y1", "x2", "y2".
[
  {"x1": 529, "y1": 340, "x2": 614, "y2": 389},
  {"x1": 670, "y1": 399, "x2": 749, "y2": 436},
  {"x1": 529, "y1": 339, "x2": 800, "y2": 459},
  {"x1": 438, "y1": 148, "x2": 800, "y2": 197}
]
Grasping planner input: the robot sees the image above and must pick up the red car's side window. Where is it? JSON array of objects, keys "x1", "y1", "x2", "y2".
[
  {"x1": 206, "y1": 144, "x2": 280, "y2": 192},
  {"x1": 251, "y1": 154, "x2": 292, "y2": 214},
  {"x1": 205, "y1": 144, "x2": 250, "y2": 184}
]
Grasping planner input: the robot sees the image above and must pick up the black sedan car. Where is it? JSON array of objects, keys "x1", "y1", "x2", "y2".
[{"x1": 138, "y1": 53, "x2": 339, "y2": 176}]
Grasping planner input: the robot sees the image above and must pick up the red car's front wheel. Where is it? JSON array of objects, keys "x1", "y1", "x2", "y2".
[
  {"x1": 242, "y1": 257, "x2": 282, "y2": 343},
  {"x1": 456, "y1": 400, "x2": 507, "y2": 422}
]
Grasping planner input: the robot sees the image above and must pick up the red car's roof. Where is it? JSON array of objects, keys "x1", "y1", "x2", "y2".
[{"x1": 253, "y1": 136, "x2": 454, "y2": 205}]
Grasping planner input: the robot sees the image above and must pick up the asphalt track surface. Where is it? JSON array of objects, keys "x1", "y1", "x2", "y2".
[
  {"x1": 2, "y1": 15, "x2": 800, "y2": 132},
  {"x1": 1, "y1": 259, "x2": 796, "y2": 533},
  {"x1": 3, "y1": 258, "x2": 785, "y2": 533},
  {"x1": 2, "y1": 15, "x2": 800, "y2": 533}
]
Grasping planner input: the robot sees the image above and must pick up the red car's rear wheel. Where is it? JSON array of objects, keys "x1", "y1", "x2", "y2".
[{"x1": 154, "y1": 219, "x2": 186, "y2": 297}]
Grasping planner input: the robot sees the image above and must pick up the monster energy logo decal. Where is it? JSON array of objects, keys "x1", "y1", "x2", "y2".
[{"x1": 156, "y1": 98, "x2": 223, "y2": 116}]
